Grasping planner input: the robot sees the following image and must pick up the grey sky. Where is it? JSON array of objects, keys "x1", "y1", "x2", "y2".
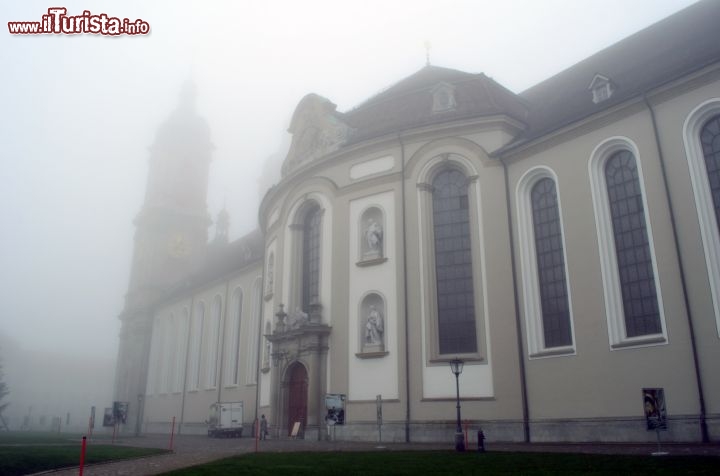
[{"x1": 0, "y1": 0, "x2": 699, "y2": 361}]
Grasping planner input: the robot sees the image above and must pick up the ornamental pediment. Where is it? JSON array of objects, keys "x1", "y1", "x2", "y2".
[{"x1": 281, "y1": 94, "x2": 353, "y2": 176}]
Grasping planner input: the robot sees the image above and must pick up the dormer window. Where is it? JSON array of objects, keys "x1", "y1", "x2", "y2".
[
  {"x1": 432, "y1": 82, "x2": 457, "y2": 112},
  {"x1": 588, "y1": 74, "x2": 615, "y2": 104}
]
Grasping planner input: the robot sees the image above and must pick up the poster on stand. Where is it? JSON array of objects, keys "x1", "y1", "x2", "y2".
[
  {"x1": 325, "y1": 394, "x2": 345, "y2": 425},
  {"x1": 642, "y1": 388, "x2": 667, "y2": 431},
  {"x1": 102, "y1": 407, "x2": 115, "y2": 427}
]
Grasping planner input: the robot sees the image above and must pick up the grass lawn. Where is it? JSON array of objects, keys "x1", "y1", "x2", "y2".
[
  {"x1": 161, "y1": 451, "x2": 720, "y2": 476},
  {"x1": 0, "y1": 432, "x2": 169, "y2": 476}
]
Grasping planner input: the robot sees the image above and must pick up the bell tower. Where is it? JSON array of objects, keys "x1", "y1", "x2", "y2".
[{"x1": 114, "y1": 80, "x2": 213, "y2": 434}]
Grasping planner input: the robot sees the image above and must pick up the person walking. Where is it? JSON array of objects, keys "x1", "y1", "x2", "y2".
[{"x1": 260, "y1": 414, "x2": 268, "y2": 440}]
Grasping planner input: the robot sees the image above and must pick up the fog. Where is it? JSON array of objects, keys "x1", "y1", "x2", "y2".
[{"x1": 0, "y1": 0, "x2": 697, "y2": 428}]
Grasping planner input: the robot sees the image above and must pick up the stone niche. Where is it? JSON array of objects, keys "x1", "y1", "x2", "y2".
[
  {"x1": 358, "y1": 206, "x2": 386, "y2": 265},
  {"x1": 357, "y1": 293, "x2": 388, "y2": 357}
]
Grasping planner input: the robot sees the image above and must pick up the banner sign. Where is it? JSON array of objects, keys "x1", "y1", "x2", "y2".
[
  {"x1": 642, "y1": 388, "x2": 667, "y2": 431},
  {"x1": 113, "y1": 401, "x2": 129, "y2": 425},
  {"x1": 102, "y1": 407, "x2": 115, "y2": 427},
  {"x1": 325, "y1": 394, "x2": 346, "y2": 425}
]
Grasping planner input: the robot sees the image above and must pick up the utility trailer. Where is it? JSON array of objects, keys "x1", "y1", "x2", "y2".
[{"x1": 207, "y1": 402, "x2": 244, "y2": 438}]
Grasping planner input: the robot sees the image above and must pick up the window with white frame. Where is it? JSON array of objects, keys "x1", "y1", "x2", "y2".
[
  {"x1": 589, "y1": 138, "x2": 667, "y2": 348},
  {"x1": 302, "y1": 204, "x2": 322, "y2": 312},
  {"x1": 161, "y1": 314, "x2": 174, "y2": 393},
  {"x1": 246, "y1": 276, "x2": 262, "y2": 384},
  {"x1": 432, "y1": 168, "x2": 478, "y2": 355},
  {"x1": 188, "y1": 302, "x2": 204, "y2": 390},
  {"x1": 683, "y1": 100, "x2": 720, "y2": 337},
  {"x1": 700, "y1": 115, "x2": 720, "y2": 231},
  {"x1": 517, "y1": 168, "x2": 575, "y2": 357},
  {"x1": 206, "y1": 296, "x2": 222, "y2": 389},
  {"x1": 173, "y1": 309, "x2": 189, "y2": 393},
  {"x1": 588, "y1": 74, "x2": 614, "y2": 104},
  {"x1": 224, "y1": 288, "x2": 242, "y2": 386},
  {"x1": 155, "y1": 317, "x2": 169, "y2": 394},
  {"x1": 146, "y1": 317, "x2": 161, "y2": 395},
  {"x1": 417, "y1": 153, "x2": 486, "y2": 362}
]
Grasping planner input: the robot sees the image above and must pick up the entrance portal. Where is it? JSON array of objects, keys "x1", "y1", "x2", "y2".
[{"x1": 286, "y1": 362, "x2": 308, "y2": 436}]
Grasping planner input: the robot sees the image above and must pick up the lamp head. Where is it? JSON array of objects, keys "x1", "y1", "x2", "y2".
[{"x1": 449, "y1": 358, "x2": 464, "y2": 375}]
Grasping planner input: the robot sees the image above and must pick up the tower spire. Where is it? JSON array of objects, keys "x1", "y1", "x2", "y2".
[{"x1": 424, "y1": 40, "x2": 431, "y2": 66}]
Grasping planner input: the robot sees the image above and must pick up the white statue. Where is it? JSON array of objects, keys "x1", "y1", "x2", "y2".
[
  {"x1": 262, "y1": 337, "x2": 271, "y2": 370},
  {"x1": 365, "y1": 219, "x2": 383, "y2": 255},
  {"x1": 365, "y1": 305, "x2": 384, "y2": 345},
  {"x1": 289, "y1": 307, "x2": 309, "y2": 329},
  {"x1": 265, "y1": 255, "x2": 274, "y2": 295}
]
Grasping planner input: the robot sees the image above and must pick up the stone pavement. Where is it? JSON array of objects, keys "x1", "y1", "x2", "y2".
[{"x1": 37, "y1": 434, "x2": 720, "y2": 476}]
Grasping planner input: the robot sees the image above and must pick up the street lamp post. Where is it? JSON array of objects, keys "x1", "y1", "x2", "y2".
[{"x1": 449, "y1": 358, "x2": 465, "y2": 451}]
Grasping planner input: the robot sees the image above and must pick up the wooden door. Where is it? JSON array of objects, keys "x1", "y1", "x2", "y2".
[{"x1": 287, "y1": 363, "x2": 308, "y2": 436}]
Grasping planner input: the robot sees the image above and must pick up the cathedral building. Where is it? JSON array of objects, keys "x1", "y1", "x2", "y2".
[{"x1": 114, "y1": 0, "x2": 720, "y2": 443}]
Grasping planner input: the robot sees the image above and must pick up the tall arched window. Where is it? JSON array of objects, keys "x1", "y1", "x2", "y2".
[
  {"x1": 302, "y1": 205, "x2": 322, "y2": 312},
  {"x1": 162, "y1": 314, "x2": 175, "y2": 393},
  {"x1": 246, "y1": 276, "x2": 263, "y2": 384},
  {"x1": 146, "y1": 316, "x2": 162, "y2": 395},
  {"x1": 589, "y1": 138, "x2": 666, "y2": 348},
  {"x1": 684, "y1": 101, "x2": 720, "y2": 336},
  {"x1": 189, "y1": 302, "x2": 204, "y2": 390},
  {"x1": 224, "y1": 288, "x2": 243, "y2": 386},
  {"x1": 517, "y1": 168, "x2": 575, "y2": 357},
  {"x1": 531, "y1": 178, "x2": 572, "y2": 348},
  {"x1": 174, "y1": 308, "x2": 189, "y2": 393},
  {"x1": 432, "y1": 168, "x2": 477, "y2": 355},
  {"x1": 206, "y1": 296, "x2": 222, "y2": 389},
  {"x1": 605, "y1": 151, "x2": 661, "y2": 337},
  {"x1": 700, "y1": 115, "x2": 720, "y2": 235}
]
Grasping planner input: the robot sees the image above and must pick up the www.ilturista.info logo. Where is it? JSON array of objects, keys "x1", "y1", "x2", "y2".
[{"x1": 8, "y1": 8, "x2": 150, "y2": 36}]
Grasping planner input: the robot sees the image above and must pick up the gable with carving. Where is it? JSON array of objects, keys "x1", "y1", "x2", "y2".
[{"x1": 282, "y1": 94, "x2": 353, "y2": 176}]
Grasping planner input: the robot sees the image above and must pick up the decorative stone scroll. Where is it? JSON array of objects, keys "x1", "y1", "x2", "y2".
[{"x1": 281, "y1": 94, "x2": 353, "y2": 177}]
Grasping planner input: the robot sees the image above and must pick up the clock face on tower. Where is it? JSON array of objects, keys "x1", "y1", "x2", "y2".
[{"x1": 168, "y1": 233, "x2": 191, "y2": 258}]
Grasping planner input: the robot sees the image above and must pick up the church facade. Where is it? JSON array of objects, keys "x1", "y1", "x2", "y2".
[{"x1": 115, "y1": 1, "x2": 720, "y2": 443}]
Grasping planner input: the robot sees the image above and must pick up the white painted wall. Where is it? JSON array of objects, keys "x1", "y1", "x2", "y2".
[{"x1": 348, "y1": 190, "x2": 399, "y2": 400}]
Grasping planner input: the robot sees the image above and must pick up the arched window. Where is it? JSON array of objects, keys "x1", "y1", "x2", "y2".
[
  {"x1": 700, "y1": 115, "x2": 720, "y2": 238},
  {"x1": 146, "y1": 316, "x2": 162, "y2": 395},
  {"x1": 161, "y1": 314, "x2": 174, "y2": 393},
  {"x1": 683, "y1": 101, "x2": 720, "y2": 336},
  {"x1": 189, "y1": 302, "x2": 205, "y2": 390},
  {"x1": 302, "y1": 205, "x2": 322, "y2": 312},
  {"x1": 246, "y1": 276, "x2": 263, "y2": 384},
  {"x1": 605, "y1": 151, "x2": 661, "y2": 337},
  {"x1": 532, "y1": 177, "x2": 572, "y2": 347},
  {"x1": 432, "y1": 168, "x2": 477, "y2": 355},
  {"x1": 174, "y1": 308, "x2": 189, "y2": 393},
  {"x1": 517, "y1": 168, "x2": 574, "y2": 357},
  {"x1": 224, "y1": 289, "x2": 243, "y2": 386},
  {"x1": 589, "y1": 138, "x2": 666, "y2": 348},
  {"x1": 206, "y1": 296, "x2": 222, "y2": 389}
]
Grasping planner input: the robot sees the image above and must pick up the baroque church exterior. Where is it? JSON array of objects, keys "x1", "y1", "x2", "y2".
[{"x1": 114, "y1": 1, "x2": 720, "y2": 443}]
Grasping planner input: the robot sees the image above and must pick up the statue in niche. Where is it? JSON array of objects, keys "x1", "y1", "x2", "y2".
[
  {"x1": 261, "y1": 322, "x2": 271, "y2": 371},
  {"x1": 265, "y1": 255, "x2": 274, "y2": 295},
  {"x1": 364, "y1": 219, "x2": 383, "y2": 258},
  {"x1": 365, "y1": 304, "x2": 384, "y2": 345},
  {"x1": 262, "y1": 337, "x2": 271, "y2": 371},
  {"x1": 289, "y1": 307, "x2": 309, "y2": 329}
]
